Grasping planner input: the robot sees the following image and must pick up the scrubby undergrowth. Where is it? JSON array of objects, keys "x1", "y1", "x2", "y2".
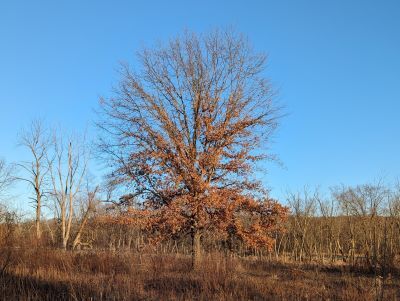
[{"x1": 1, "y1": 249, "x2": 399, "y2": 300}]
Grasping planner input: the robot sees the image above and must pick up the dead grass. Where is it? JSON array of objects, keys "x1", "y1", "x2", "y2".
[{"x1": 1, "y1": 248, "x2": 399, "y2": 300}]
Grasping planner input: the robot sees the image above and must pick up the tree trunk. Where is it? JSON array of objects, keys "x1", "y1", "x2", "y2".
[
  {"x1": 72, "y1": 210, "x2": 90, "y2": 250},
  {"x1": 35, "y1": 168, "x2": 41, "y2": 241},
  {"x1": 191, "y1": 229, "x2": 202, "y2": 270},
  {"x1": 35, "y1": 191, "x2": 41, "y2": 240},
  {"x1": 62, "y1": 238, "x2": 68, "y2": 250},
  {"x1": 61, "y1": 199, "x2": 67, "y2": 249}
]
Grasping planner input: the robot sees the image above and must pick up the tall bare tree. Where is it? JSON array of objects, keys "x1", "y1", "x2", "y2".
[
  {"x1": 98, "y1": 30, "x2": 287, "y2": 268},
  {"x1": 48, "y1": 131, "x2": 88, "y2": 249},
  {"x1": 17, "y1": 120, "x2": 50, "y2": 240}
]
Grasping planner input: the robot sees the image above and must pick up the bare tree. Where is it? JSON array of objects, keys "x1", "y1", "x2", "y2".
[
  {"x1": 48, "y1": 131, "x2": 88, "y2": 249},
  {"x1": 333, "y1": 182, "x2": 388, "y2": 267},
  {"x1": 72, "y1": 183, "x2": 99, "y2": 250},
  {"x1": 316, "y1": 193, "x2": 339, "y2": 263},
  {"x1": 286, "y1": 188, "x2": 317, "y2": 261},
  {"x1": 0, "y1": 161, "x2": 18, "y2": 272},
  {"x1": 17, "y1": 120, "x2": 50, "y2": 240},
  {"x1": 98, "y1": 29, "x2": 286, "y2": 268},
  {"x1": 0, "y1": 159, "x2": 14, "y2": 199}
]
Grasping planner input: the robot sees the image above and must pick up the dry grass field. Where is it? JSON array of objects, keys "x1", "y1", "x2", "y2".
[{"x1": 1, "y1": 248, "x2": 399, "y2": 301}]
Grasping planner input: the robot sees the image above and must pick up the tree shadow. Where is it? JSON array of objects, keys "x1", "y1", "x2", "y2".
[{"x1": 0, "y1": 272, "x2": 96, "y2": 301}]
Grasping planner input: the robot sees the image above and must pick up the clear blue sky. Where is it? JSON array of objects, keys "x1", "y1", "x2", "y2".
[{"x1": 1, "y1": 0, "x2": 399, "y2": 209}]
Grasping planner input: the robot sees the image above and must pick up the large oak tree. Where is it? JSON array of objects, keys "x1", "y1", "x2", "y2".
[{"x1": 98, "y1": 30, "x2": 287, "y2": 268}]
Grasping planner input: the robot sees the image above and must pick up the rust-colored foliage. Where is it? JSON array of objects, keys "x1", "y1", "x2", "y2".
[{"x1": 98, "y1": 30, "x2": 287, "y2": 262}]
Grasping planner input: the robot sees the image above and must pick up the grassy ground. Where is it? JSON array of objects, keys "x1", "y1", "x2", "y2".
[{"x1": 1, "y1": 249, "x2": 399, "y2": 300}]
